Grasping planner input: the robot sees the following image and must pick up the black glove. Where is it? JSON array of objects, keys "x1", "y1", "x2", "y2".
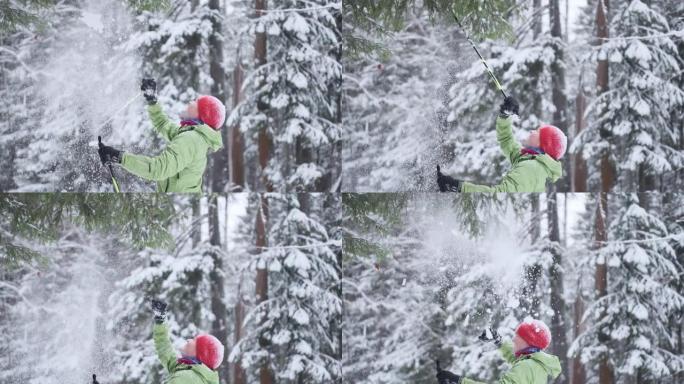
[
  {"x1": 92, "y1": 374, "x2": 99, "y2": 384},
  {"x1": 151, "y1": 299, "x2": 168, "y2": 324},
  {"x1": 478, "y1": 327, "x2": 502, "y2": 347},
  {"x1": 98, "y1": 136, "x2": 123, "y2": 164},
  {"x1": 437, "y1": 165, "x2": 461, "y2": 192},
  {"x1": 436, "y1": 361, "x2": 461, "y2": 384},
  {"x1": 141, "y1": 77, "x2": 157, "y2": 104},
  {"x1": 499, "y1": 96, "x2": 519, "y2": 117}
]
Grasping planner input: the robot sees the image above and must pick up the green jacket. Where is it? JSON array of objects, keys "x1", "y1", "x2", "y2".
[
  {"x1": 121, "y1": 104, "x2": 223, "y2": 193},
  {"x1": 461, "y1": 342, "x2": 562, "y2": 384},
  {"x1": 154, "y1": 323, "x2": 219, "y2": 384},
  {"x1": 461, "y1": 117, "x2": 562, "y2": 193}
]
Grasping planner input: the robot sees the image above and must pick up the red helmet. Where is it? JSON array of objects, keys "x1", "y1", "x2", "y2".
[
  {"x1": 195, "y1": 334, "x2": 224, "y2": 370},
  {"x1": 515, "y1": 319, "x2": 551, "y2": 349},
  {"x1": 539, "y1": 125, "x2": 567, "y2": 160},
  {"x1": 197, "y1": 95, "x2": 226, "y2": 129}
]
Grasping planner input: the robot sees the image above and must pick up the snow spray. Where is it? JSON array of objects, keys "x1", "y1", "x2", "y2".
[
  {"x1": 10, "y1": 239, "x2": 114, "y2": 384},
  {"x1": 418, "y1": 196, "x2": 530, "y2": 320},
  {"x1": 35, "y1": 0, "x2": 143, "y2": 190}
]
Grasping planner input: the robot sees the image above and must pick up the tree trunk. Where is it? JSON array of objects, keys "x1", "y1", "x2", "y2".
[
  {"x1": 230, "y1": 62, "x2": 246, "y2": 191},
  {"x1": 255, "y1": 0, "x2": 272, "y2": 192},
  {"x1": 594, "y1": 193, "x2": 614, "y2": 384},
  {"x1": 571, "y1": 295, "x2": 587, "y2": 384},
  {"x1": 255, "y1": 193, "x2": 273, "y2": 384},
  {"x1": 530, "y1": 0, "x2": 543, "y2": 122},
  {"x1": 547, "y1": 193, "x2": 568, "y2": 384},
  {"x1": 208, "y1": 0, "x2": 228, "y2": 192},
  {"x1": 192, "y1": 196, "x2": 201, "y2": 247},
  {"x1": 233, "y1": 280, "x2": 246, "y2": 384},
  {"x1": 324, "y1": 9, "x2": 343, "y2": 192},
  {"x1": 521, "y1": 194, "x2": 541, "y2": 317},
  {"x1": 573, "y1": 89, "x2": 587, "y2": 191},
  {"x1": 208, "y1": 195, "x2": 229, "y2": 383},
  {"x1": 638, "y1": 164, "x2": 656, "y2": 192},
  {"x1": 549, "y1": 0, "x2": 569, "y2": 192},
  {"x1": 295, "y1": 136, "x2": 314, "y2": 191},
  {"x1": 596, "y1": 0, "x2": 615, "y2": 192}
]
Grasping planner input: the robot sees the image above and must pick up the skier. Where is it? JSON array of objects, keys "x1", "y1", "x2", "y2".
[
  {"x1": 435, "y1": 319, "x2": 562, "y2": 384},
  {"x1": 98, "y1": 78, "x2": 224, "y2": 193},
  {"x1": 151, "y1": 299, "x2": 224, "y2": 384},
  {"x1": 437, "y1": 96, "x2": 566, "y2": 193}
]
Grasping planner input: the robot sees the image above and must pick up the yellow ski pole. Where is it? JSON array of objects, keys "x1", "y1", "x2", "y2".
[{"x1": 450, "y1": 10, "x2": 507, "y2": 99}]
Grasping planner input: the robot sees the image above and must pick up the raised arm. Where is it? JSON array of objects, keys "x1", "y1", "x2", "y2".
[
  {"x1": 154, "y1": 323, "x2": 180, "y2": 373},
  {"x1": 496, "y1": 116, "x2": 522, "y2": 164},
  {"x1": 150, "y1": 299, "x2": 179, "y2": 373},
  {"x1": 148, "y1": 103, "x2": 181, "y2": 142}
]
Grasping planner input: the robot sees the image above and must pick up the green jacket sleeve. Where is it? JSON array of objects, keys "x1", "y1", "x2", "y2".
[
  {"x1": 121, "y1": 133, "x2": 199, "y2": 181},
  {"x1": 496, "y1": 116, "x2": 522, "y2": 164},
  {"x1": 459, "y1": 365, "x2": 528, "y2": 384},
  {"x1": 153, "y1": 323, "x2": 179, "y2": 373},
  {"x1": 148, "y1": 103, "x2": 180, "y2": 142},
  {"x1": 460, "y1": 165, "x2": 529, "y2": 193}
]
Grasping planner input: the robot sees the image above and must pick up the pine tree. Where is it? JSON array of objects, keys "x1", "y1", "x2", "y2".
[
  {"x1": 0, "y1": 193, "x2": 175, "y2": 268},
  {"x1": 228, "y1": 0, "x2": 342, "y2": 192},
  {"x1": 0, "y1": 0, "x2": 53, "y2": 32},
  {"x1": 573, "y1": 0, "x2": 684, "y2": 191},
  {"x1": 571, "y1": 193, "x2": 684, "y2": 382},
  {"x1": 232, "y1": 194, "x2": 342, "y2": 382}
]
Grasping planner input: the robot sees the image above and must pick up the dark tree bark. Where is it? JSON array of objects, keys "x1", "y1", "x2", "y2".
[
  {"x1": 571, "y1": 295, "x2": 587, "y2": 384},
  {"x1": 254, "y1": 192, "x2": 272, "y2": 384},
  {"x1": 230, "y1": 62, "x2": 245, "y2": 191},
  {"x1": 547, "y1": 193, "x2": 568, "y2": 384},
  {"x1": 255, "y1": 0, "x2": 272, "y2": 192},
  {"x1": 208, "y1": 195, "x2": 229, "y2": 383},
  {"x1": 521, "y1": 194, "x2": 541, "y2": 317},
  {"x1": 233, "y1": 280, "x2": 246, "y2": 384},
  {"x1": 573, "y1": 89, "x2": 588, "y2": 191},
  {"x1": 208, "y1": 0, "x2": 228, "y2": 192},
  {"x1": 549, "y1": 0, "x2": 569, "y2": 192},
  {"x1": 596, "y1": 0, "x2": 615, "y2": 192},
  {"x1": 191, "y1": 196, "x2": 201, "y2": 247},
  {"x1": 594, "y1": 193, "x2": 614, "y2": 384}
]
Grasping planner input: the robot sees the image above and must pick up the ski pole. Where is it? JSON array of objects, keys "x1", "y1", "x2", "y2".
[
  {"x1": 98, "y1": 136, "x2": 121, "y2": 193},
  {"x1": 450, "y1": 9, "x2": 507, "y2": 99},
  {"x1": 96, "y1": 93, "x2": 141, "y2": 132},
  {"x1": 93, "y1": 94, "x2": 139, "y2": 193},
  {"x1": 436, "y1": 360, "x2": 447, "y2": 384}
]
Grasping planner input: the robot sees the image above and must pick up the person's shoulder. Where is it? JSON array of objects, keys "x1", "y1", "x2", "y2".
[{"x1": 175, "y1": 128, "x2": 206, "y2": 143}]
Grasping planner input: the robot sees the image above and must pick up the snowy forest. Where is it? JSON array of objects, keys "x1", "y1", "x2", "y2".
[
  {"x1": 0, "y1": 0, "x2": 342, "y2": 192},
  {"x1": 343, "y1": 193, "x2": 684, "y2": 384},
  {"x1": 0, "y1": 193, "x2": 342, "y2": 384},
  {"x1": 343, "y1": 0, "x2": 684, "y2": 192}
]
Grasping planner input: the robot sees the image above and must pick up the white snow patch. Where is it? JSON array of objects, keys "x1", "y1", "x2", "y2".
[
  {"x1": 81, "y1": 10, "x2": 104, "y2": 33},
  {"x1": 292, "y1": 308, "x2": 310, "y2": 325}
]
